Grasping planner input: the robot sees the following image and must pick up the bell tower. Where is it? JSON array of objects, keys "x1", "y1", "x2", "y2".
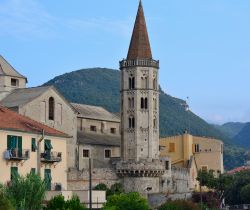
[
  {"x1": 117, "y1": 1, "x2": 165, "y2": 196},
  {"x1": 120, "y1": 0, "x2": 160, "y2": 162}
]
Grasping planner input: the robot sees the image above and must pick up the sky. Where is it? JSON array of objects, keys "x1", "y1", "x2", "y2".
[{"x1": 0, "y1": 0, "x2": 250, "y2": 124}]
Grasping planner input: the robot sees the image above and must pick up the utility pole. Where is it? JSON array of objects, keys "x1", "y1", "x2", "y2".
[
  {"x1": 200, "y1": 174, "x2": 203, "y2": 207},
  {"x1": 37, "y1": 129, "x2": 44, "y2": 176},
  {"x1": 89, "y1": 158, "x2": 92, "y2": 210}
]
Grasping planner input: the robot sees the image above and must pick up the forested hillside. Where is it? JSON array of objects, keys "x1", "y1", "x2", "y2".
[{"x1": 43, "y1": 68, "x2": 247, "y2": 169}]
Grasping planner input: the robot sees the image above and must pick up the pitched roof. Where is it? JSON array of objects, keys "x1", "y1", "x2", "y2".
[
  {"x1": 227, "y1": 166, "x2": 250, "y2": 174},
  {"x1": 0, "y1": 55, "x2": 27, "y2": 81},
  {"x1": 71, "y1": 103, "x2": 120, "y2": 122},
  {"x1": 0, "y1": 106, "x2": 69, "y2": 138},
  {"x1": 127, "y1": 1, "x2": 152, "y2": 60},
  {"x1": 0, "y1": 86, "x2": 51, "y2": 108},
  {"x1": 77, "y1": 131, "x2": 120, "y2": 146}
]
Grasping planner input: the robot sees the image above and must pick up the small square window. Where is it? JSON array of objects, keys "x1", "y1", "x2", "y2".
[
  {"x1": 110, "y1": 128, "x2": 116, "y2": 134},
  {"x1": 11, "y1": 78, "x2": 19, "y2": 87},
  {"x1": 104, "y1": 149, "x2": 111, "y2": 158},
  {"x1": 169, "y1": 143, "x2": 175, "y2": 153},
  {"x1": 90, "y1": 126, "x2": 97, "y2": 132},
  {"x1": 201, "y1": 166, "x2": 208, "y2": 172},
  {"x1": 83, "y1": 149, "x2": 90, "y2": 158}
]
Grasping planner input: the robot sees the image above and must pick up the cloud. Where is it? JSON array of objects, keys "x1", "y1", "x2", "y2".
[
  {"x1": 0, "y1": 0, "x2": 132, "y2": 40},
  {"x1": 0, "y1": 0, "x2": 57, "y2": 39}
]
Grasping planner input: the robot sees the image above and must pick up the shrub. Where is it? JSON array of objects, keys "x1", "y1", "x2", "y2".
[
  {"x1": 65, "y1": 194, "x2": 87, "y2": 210},
  {"x1": 46, "y1": 194, "x2": 65, "y2": 210},
  {"x1": 103, "y1": 192, "x2": 150, "y2": 210},
  {"x1": 158, "y1": 200, "x2": 201, "y2": 210},
  {"x1": 93, "y1": 183, "x2": 108, "y2": 191}
]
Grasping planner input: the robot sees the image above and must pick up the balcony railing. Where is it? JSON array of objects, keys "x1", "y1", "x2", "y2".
[
  {"x1": 41, "y1": 151, "x2": 62, "y2": 163},
  {"x1": 4, "y1": 149, "x2": 30, "y2": 161}
]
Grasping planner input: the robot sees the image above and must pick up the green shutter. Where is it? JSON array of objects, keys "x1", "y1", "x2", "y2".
[
  {"x1": 7, "y1": 135, "x2": 11, "y2": 150},
  {"x1": 11, "y1": 136, "x2": 17, "y2": 149},
  {"x1": 18, "y1": 136, "x2": 22, "y2": 157},
  {"x1": 44, "y1": 169, "x2": 51, "y2": 190},
  {"x1": 31, "y1": 138, "x2": 37, "y2": 152},
  {"x1": 31, "y1": 168, "x2": 36, "y2": 174},
  {"x1": 11, "y1": 167, "x2": 18, "y2": 180},
  {"x1": 45, "y1": 139, "x2": 53, "y2": 150}
]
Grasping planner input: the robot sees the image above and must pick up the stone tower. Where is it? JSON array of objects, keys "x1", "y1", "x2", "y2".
[
  {"x1": 0, "y1": 55, "x2": 27, "y2": 100},
  {"x1": 116, "y1": 1, "x2": 165, "y2": 196}
]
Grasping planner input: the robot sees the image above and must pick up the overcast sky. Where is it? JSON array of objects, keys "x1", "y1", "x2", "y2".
[{"x1": 1, "y1": 0, "x2": 250, "y2": 124}]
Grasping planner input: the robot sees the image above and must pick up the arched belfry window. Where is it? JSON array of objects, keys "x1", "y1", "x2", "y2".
[
  {"x1": 141, "y1": 98, "x2": 148, "y2": 109},
  {"x1": 49, "y1": 97, "x2": 55, "y2": 120},
  {"x1": 153, "y1": 116, "x2": 157, "y2": 129},
  {"x1": 129, "y1": 77, "x2": 135, "y2": 89},
  {"x1": 153, "y1": 78, "x2": 157, "y2": 90},
  {"x1": 141, "y1": 98, "x2": 144, "y2": 109},
  {"x1": 145, "y1": 98, "x2": 148, "y2": 109},
  {"x1": 129, "y1": 116, "x2": 135, "y2": 128}
]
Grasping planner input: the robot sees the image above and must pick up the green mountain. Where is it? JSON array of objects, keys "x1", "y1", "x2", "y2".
[
  {"x1": 213, "y1": 122, "x2": 246, "y2": 139},
  {"x1": 233, "y1": 123, "x2": 250, "y2": 149},
  {"x1": 43, "y1": 68, "x2": 246, "y2": 170}
]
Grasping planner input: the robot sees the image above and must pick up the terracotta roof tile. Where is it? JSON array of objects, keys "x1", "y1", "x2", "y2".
[
  {"x1": 227, "y1": 166, "x2": 250, "y2": 174},
  {"x1": 127, "y1": 1, "x2": 152, "y2": 60},
  {"x1": 0, "y1": 106, "x2": 69, "y2": 138}
]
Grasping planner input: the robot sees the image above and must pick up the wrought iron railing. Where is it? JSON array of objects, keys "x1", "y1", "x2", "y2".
[
  {"x1": 41, "y1": 151, "x2": 62, "y2": 163},
  {"x1": 4, "y1": 149, "x2": 30, "y2": 160}
]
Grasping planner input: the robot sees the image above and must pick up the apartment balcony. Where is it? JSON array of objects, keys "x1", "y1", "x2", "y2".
[
  {"x1": 4, "y1": 149, "x2": 30, "y2": 161},
  {"x1": 41, "y1": 151, "x2": 62, "y2": 163}
]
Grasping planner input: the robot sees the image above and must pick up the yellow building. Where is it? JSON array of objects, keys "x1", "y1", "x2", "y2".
[
  {"x1": 160, "y1": 132, "x2": 224, "y2": 175},
  {"x1": 0, "y1": 106, "x2": 69, "y2": 190}
]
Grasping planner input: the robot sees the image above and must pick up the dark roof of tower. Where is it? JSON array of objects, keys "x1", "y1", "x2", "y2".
[
  {"x1": 0, "y1": 55, "x2": 27, "y2": 82},
  {"x1": 127, "y1": 1, "x2": 152, "y2": 60}
]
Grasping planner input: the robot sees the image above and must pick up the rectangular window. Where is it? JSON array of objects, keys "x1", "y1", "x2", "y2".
[
  {"x1": 31, "y1": 168, "x2": 36, "y2": 174},
  {"x1": 110, "y1": 128, "x2": 116, "y2": 134},
  {"x1": 193, "y1": 144, "x2": 200, "y2": 153},
  {"x1": 83, "y1": 149, "x2": 90, "y2": 158},
  {"x1": 7, "y1": 135, "x2": 22, "y2": 158},
  {"x1": 169, "y1": 143, "x2": 175, "y2": 153},
  {"x1": 11, "y1": 78, "x2": 19, "y2": 87},
  {"x1": 165, "y1": 161, "x2": 169, "y2": 170},
  {"x1": 31, "y1": 138, "x2": 37, "y2": 152},
  {"x1": 201, "y1": 166, "x2": 208, "y2": 172},
  {"x1": 104, "y1": 149, "x2": 111, "y2": 158},
  {"x1": 90, "y1": 125, "x2": 97, "y2": 132},
  {"x1": 11, "y1": 167, "x2": 18, "y2": 180}
]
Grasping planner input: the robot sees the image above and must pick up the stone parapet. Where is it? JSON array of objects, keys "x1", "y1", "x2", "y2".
[
  {"x1": 116, "y1": 159, "x2": 166, "y2": 177},
  {"x1": 119, "y1": 58, "x2": 159, "y2": 69}
]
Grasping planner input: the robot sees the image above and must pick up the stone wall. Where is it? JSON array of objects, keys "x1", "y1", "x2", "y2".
[{"x1": 67, "y1": 168, "x2": 120, "y2": 190}]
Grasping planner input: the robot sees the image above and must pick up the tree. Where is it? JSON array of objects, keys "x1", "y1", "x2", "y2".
[
  {"x1": 0, "y1": 191, "x2": 14, "y2": 210},
  {"x1": 5, "y1": 172, "x2": 46, "y2": 210},
  {"x1": 240, "y1": 183, "x2": 250, "y2": 203},
  {"x1": 102, "y1": 192, "x2": 150, "y2": 210},
  {"x1": 46, "y1": 194, "x2": 87, "y2": 210}
]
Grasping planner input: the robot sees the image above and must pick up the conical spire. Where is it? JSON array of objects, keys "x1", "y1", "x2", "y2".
[{"x1": 127, "y1": 1, "x2": 152, "y2": 60}]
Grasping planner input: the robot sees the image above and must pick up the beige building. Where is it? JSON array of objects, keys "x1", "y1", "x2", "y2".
[
  {"x1": 0, "y1": 106, "x2": 68, "y2": 190},
  {"x1": 72, "y1": 103, "x2": 120, "y2": 170},
  {"x1": 0, "y1": 84, "x2": 78, "y2": 169},
  {"x1": 160, "y1": 133, "x2": 224, "y2": 176}
]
